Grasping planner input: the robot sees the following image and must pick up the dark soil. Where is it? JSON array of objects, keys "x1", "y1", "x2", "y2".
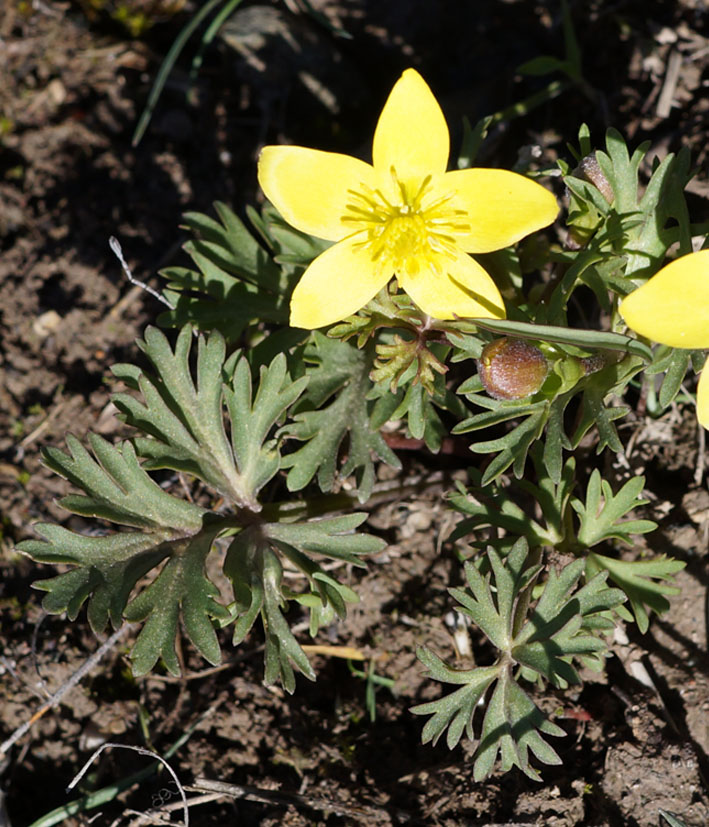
[{"x1": 1, "y1": 1, "x2": 709, "y2": 825}]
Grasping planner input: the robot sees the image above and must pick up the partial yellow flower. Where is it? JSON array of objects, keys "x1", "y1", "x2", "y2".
[
  {"x1": 619, "y1": 249, "x2": 709, "y2": 427},
  {"x1": 258, "y1": 68, "x2": 559, "y2": 329}
]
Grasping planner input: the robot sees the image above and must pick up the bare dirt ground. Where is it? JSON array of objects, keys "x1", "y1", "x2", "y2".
[{"x1": 1, "y1": 1, "x2": 709, "y2": 824}]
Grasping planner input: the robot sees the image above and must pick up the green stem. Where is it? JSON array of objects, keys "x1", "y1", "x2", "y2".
[{"x1": 489, "y1": 79, "x2": 570, "y2": 126}]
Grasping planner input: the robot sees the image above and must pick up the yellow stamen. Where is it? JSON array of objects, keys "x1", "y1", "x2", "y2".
[{"x1": 341, "y1": 167, "x2": 469, "y2": 279}]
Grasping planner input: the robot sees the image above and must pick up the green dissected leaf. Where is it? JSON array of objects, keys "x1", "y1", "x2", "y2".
[
  {"x1": 453, "y1": 394, "x2": 549, "y2": 485},
  {"x1": 645, "y1": 346, "x2": 694, "y2": 410},
  {"x1": 572, "y1": 469, "x2": 657, "y2": 548},
  {"x1": 412, "y1": 650, "x2": 500, "y2": 748},
  {"x1": 225, "y1": 513, "x2": 384, "y2": 692},
  {"x1": 592, "y1": 130, "x2": 693, "y2": 279},
  {"x1": 225, "y1": 531, "x2": 312, "y2": 692},
  {"x1": 411, "y1": 651, "x2": 564, "y2": 781},
  {"x1": 40, "y1": 434, "x2": 205, "y2": 531},
  {"x1": 607, "y1": 139, "x2": 692, "y2": 276},
  {"x1": 155, "y1": 200, "x2": 336, "y2": 344},
  {"x1": 183, "y1": 202, "x2": 283, "y2": 292},
  {"x1": 569, "y1": 356, "x2": 642, "y2": 453},
  {"x1": 17, "y1": 434, "x2": 232, "y2": 675},
  {"x1": 113, "y1": 326, "x2": 305, "y2": 511},
  {"x1": 112, "y1": 325, "x2": 249, "y2": 503},
  {"x1": 224, "y1": 354, "x2": 308, "y2": 500},
  {"x1": 22, "y1": 527, "x2": 174, "y2": 634},
  {"x1": 158, "y1": 202, "x2": 328, "y2": 342},
  {"x1": 280, "y1": 333, "x2": 400, "y2": 502},
  {"x1": 512, "y1": 560, "x2": 624, "y2": 686},
  {"x1": 125, "y1": 525, "x2": 229, "y2": 675},
  {"x1": 157, "y1": 202, "x2": 301, "y2": 342},
  {"x1": 553, "y1": 129, "x2": 692, "y2": 326},
  {"x1": 587, "y1": 552, "x2": 685, "y2": 634},
  {"x1": 449, "y1": 452, "x2": 576, "y2": 553},
  {"x1": 451, "y1": 541, "x2": 540, "y2": 651},
  {"x1": 472, "y1": 670, "x2": 565, "y2": 781},
  {"x1": 412, "y1": 540, "x2": 624, "y2": 778}
]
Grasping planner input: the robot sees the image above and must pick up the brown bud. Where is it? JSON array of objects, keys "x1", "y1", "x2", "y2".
[
  {"x1": 477, "y1": 338, "x2": 549, "y2": 400},
  {"x1": 576, "y1": 153, "x2": 614, "y2": 204},
  {"x1": 579, "y1": 353, "x2": 606, "y2": 375}
]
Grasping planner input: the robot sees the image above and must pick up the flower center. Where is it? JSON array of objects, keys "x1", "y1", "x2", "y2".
[{"x1": 341, "y1": 168, "x2": 469, "y2": 278}]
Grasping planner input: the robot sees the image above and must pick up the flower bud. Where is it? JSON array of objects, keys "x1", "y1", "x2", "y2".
[
  {"x1": 576, "y1": 153, "x2": 614, "y2": 204},
  {"x1": 477, "y1": 338, "x2": 549, "y2": 400}
]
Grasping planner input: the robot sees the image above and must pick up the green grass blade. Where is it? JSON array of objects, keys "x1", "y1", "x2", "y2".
[
  {"x1": 132, "y1": 0, "x2": 226, "y2": 146},
  {"x1": 189, "y1": 0, "x2": 245, "y2": 82}
]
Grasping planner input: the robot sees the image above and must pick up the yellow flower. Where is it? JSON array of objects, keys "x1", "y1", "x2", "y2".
[
  {"x1": 619, "y1": 249, "x2": 709, "y2": 428},
  {"x1": 258, "y1": 69, "x2": 559, "y2": 329}
]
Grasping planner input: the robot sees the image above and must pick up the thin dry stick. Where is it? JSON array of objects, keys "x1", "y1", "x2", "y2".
[
  {"x1": 0, "y1": 623, "x2": 135, "y2": 756},
  {"x1": 190, "y1": 778, "x2": 398, "y2": 822},
  {"x1": 68, "y1": 742, "x2": 188, "y2": 827},
  {"x1": 124, "y1": 793, "x2": 224, "y2": 826},
  {"x1": 694, "y1": 420, "x2": 705, "y2": 487},
  {"x1": 109, "y1": 236, "x2": 175, "y2": 309},
  {"x1": 656, "y1": 49, "x2": 682, "y2": 119}
]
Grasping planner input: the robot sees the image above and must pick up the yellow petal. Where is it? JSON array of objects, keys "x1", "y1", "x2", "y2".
[
  {"x1": 290, "y1": 238, "x2": 389, "y2": 329},
  {"x1": 258, "y1": 146, "x2": 377, "y2": 241},
  {"x1": 398, "y1": 250, "x2": 506, "y2": 320},
  {"x1": 619, "y1": 250, "x2": 709, "y2": 349},
  {"x1": 697, "y1": 359, "x2": 709, "y2": 429},
  {"x1": 372, "y1": 69, "x2": 449, "y2": 189},
  {"x1": 441, "y1": 168, "x2": 559, "y2": 253}
]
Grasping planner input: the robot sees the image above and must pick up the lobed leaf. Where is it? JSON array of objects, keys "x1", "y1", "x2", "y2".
[
  {"x1": 41, "y1": 434, "x2": 204, "y2": 531},
  {"x1": 224, "y1": 353, "x2": 308, "y2": 499},
  {"x1": 125, "y1": 525, "x2": 229, "y2": 675},
  {"x1": 413, "y1": 541, "x2": 625, "y2": 777},
  {"x1": 113, "y1": 326, "x2": 305, "y2": 511},
  {"x1": 513, "y1": 563, "x2": 624, "y2": 686},
  {"x1": 157, "y1": 202, "x2": 297, "y2": 342},
  {"x1": 112, "y1": 325, "x2": 254, "y2": 505},
  {"x1": 22, "y1": 526, "x2": 173, "y2": 634},
  {"x1": 572, "y1": 469, "x2": 656, "y2": 548},
  {"x1": 225, "y1": 513, "x2": 383, "y2": 690},
  {"x1": 587, "y1": 552, "x2": 685, "y2": 633},
  {"x1": 473, "y1": 670, "x2": 565, "y2": 781},
  {"x1": 280, "y1": 334, "x2": 400, "y2": 501}
]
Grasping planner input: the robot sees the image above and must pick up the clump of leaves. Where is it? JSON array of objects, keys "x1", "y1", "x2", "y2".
[
  {"x1": 19, "y1": 326, "x2": 384, "y2": 692},
  {"x1": 412, "y1": 539, "x2": 625, "y2": 780},
  {"x1": 20, "y1": 117, "x2": 698, "y2": 781}
]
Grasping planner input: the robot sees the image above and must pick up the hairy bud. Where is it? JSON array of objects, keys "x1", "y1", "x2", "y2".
[
  {"x1": 576, "y1": 153, "x2": 614, "y2": 204},
  {"x1": 477, "y1": 338, "x2": 550, "y2": 400}
]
